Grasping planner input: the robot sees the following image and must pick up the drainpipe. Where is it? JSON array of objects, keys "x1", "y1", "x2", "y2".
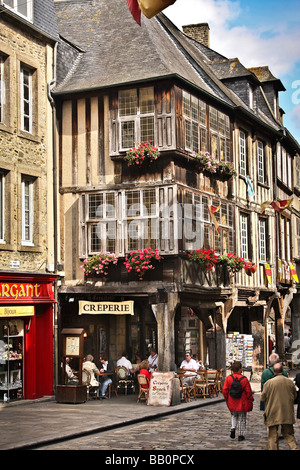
[{"x1": 47, "y1": 42, "x2": 59, "y2": 391}]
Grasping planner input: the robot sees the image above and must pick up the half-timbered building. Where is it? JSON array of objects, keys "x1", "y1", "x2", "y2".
[{"x1": 52, "y1": 0, "x2": 300, "y2": 376}]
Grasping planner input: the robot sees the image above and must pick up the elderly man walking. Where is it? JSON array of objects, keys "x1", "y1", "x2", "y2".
[{"x1": 260, "y1": 362, "x2": 298, "y2": 450}]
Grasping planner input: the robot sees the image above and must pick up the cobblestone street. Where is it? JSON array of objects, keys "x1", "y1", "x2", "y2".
[{"x1": 37, "y1": 396, "x2": 300, "y2": 451}]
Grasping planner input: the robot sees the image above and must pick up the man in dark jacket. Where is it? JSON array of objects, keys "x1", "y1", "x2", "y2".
[
  {"x1": 260, "y1": 353, "x2": 288, "y2": 411},
  {"x1": 98, "y1": 354, "x2": 116, "y2": 399}
]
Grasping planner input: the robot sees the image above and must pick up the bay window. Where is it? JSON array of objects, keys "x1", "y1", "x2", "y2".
[{"x1": 119, "y1": 87, "x2": 154, "y2": 149}]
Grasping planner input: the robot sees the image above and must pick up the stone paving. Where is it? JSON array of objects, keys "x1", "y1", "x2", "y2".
[{"x1": 37, "y1": 395, "x2": 300, "y2": 451}]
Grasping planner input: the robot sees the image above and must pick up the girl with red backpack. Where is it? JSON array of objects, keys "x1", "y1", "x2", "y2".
[{"x1": 222, "y1": 361, "x2": 254, "y2": 441}]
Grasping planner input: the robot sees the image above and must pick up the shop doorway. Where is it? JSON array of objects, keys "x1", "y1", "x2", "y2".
[{"x1": 0, "y1": 319, "x2": 24, "y2": 401}]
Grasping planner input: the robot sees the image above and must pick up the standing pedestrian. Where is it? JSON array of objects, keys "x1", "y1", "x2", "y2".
[
  {"x1": 222, "y1": 361, "x2": 254, "y2": 441},
  {"x1": 260, "y1": 352, "x2": 288, "y2": 411},
  {"x1": 260, "y1": 362, "x2": 298, "y2": 450}
]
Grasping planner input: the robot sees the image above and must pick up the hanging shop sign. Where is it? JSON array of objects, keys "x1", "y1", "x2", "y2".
[
  {"x1": 79, "y1": 300, "x2": 134, "y2": 315},
  {"x1": 0, "y1": 306, "x2": 35, "y2": 317}
]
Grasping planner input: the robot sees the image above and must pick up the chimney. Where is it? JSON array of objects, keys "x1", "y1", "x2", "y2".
[{"x1": 182, "y1": 23, "x2": 210, "y2": 48}]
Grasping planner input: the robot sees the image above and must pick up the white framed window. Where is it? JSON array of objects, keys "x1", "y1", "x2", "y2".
[
  {"x1": 20, "y1": 66, "x2": 32, "y2": 133},
  {"x1": 257, "y1": 140, "x2": 265, "y2": 184},
  {"x1": 21, "y1": 176, "x2": 34, "y2": 245},
  {"x1": 0, "y1": 172, "x2": 4, "y2": 241},
  {"x1": 183, "y1": 91, "x2": 208, "y2": 154},
  {"x1": 239, "y1": 130, "x2": 246, "y2": 177},
  {"x1": 259, "y1": 218, "x2": 267, "y2": 263},
  {"x1": 86, "y1": 192, "x2": 117, "y2": 254},
  {"x1": 2, "y1": 1, "x2": 33, "y2": 21},
  {"x1": 119, "y1": 87, "x2": 154, "y2": 149},
  {"x1": 240, "y1": 213, "x2": 249, "y2": 260}
]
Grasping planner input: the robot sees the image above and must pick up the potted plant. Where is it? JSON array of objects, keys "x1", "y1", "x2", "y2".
[
  {"x1": 188, "y1": 248, "x2": 219, "y2": 272},
  {"x1": 124, "y1": 247, "x2": 162, "y2": 280},
  {"x1": 80, "y1": 252, "x2": 119, "y2": 277},
  {"x1": 219, "y1": 253, "x2": 246, "y2": 273},
  {"x1": 124, "y1": 141, "x2": 159, "y2": 166}
]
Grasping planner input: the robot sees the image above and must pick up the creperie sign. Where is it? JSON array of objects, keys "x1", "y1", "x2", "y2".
[{"x1": 0, "y1": 282, "x2": 52, "y2": 302}]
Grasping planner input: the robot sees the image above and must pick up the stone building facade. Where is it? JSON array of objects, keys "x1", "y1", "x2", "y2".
[{"x1": 0, "y1": 1, "x2": 59, "y2": 400}]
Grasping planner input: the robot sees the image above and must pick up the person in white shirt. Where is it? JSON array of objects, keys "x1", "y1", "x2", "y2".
[
  {"x1": 180, "y1": 352, "x2": 198, "y2": 386},
  {"x1": 117, "y1": 352, "x2": 134, "y2": 375},
  {"x1": 148, "y1": 348, "x2": 158, "y2": 372}
]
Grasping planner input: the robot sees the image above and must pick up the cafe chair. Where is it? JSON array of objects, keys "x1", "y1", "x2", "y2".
[
  {"x1": 82, "y1": 368, "x2": 98, "y2": 400},
  {"x1": 108, "y1": 382, "x2": 118, "y2": 399},
  {"x1": 115, "y1": 366, "x2": 135, "y2": 395},
  {"x1": 137, "y1": 374, "x2": 149, "y2": 403},
  {"x1": 216, "y1": 368, "x2": 225, "y2": 394},
  {"x1": 178, "y1": 375, "x2": 191, "y2": 403},
  {"x1": 193, "y1": 371, "x2": 209, "y2": 399},
  {"x1": 206, "y1": 369, "x2": 219, "y2": 397}
]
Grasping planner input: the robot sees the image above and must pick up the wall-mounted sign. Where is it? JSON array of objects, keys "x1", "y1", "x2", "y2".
[
  {"x1": 0, "y1": 282, "x2": 55, "y2": 303},
  {"x1": 79, "y1": 300, "x2": 134, "y2": 315},
  {"x1": 0, "y1": 306, "x2": 35, "y2": 317}
]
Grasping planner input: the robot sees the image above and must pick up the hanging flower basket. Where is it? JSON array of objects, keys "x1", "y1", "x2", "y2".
[
  {"x1": 218, "y1": 253, "x2": 246, "y2": 273},
  {"x1": 244, "y1": 261, "x2": 257, "y2": 276},
  {"x1": 124, "y1": 247, "x2": 162, "y2": 280},
  {"x1": 188, "y1": 248, "x2": 219, "y2": 272},
  {"x1": 124, "y1": 141, "x2": 160, "y2": 167},
  {"x1": 80, "y1": 252, "x2": 119, "y2": 277}
]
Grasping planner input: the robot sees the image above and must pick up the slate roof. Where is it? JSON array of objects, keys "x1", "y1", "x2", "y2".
[
  {"x1": 53, "y1": 0, "x2": 285, "y2": 135},
  {"x1": 53, "y1": 0, "x2": 236, "y2": 107}
]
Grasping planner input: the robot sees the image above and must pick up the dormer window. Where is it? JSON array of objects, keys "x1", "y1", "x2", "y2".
[{"x1": 2, "y1": 1, "x2": 33, "y2": 22}]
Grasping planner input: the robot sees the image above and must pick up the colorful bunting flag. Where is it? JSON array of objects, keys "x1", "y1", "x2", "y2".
[
  {"x1": 208, "y1": 204, "x2": 220, "y2": 233},
  {"x1": 126, "y1": 0, "x2": 141, "y2": 25},
  {"x1": 289, "y1": 264, "x2": 299, "y2": 283},
  {"x1": 264, "y1": 264, "x2": 272, "y2": 285},
  {"x1": 261, "y1": 199, "x2": 292, "y2": 215}
]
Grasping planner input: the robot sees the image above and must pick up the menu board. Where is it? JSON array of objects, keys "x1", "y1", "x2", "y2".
[{"x1": 147, "y1": 372, "x2": 174, "y2": 407}]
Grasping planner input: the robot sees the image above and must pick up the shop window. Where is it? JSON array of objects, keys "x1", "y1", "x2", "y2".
[{"x1": 0, "y1": 319, "x2": 24, "y2": 401}]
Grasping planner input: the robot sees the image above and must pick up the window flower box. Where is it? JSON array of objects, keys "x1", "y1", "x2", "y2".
[
  {"x1": 124, "y1": 247, "x2": 162, "y2": 280},
  {"x1": 124, "y1": 141, "x2": 159, "y2": 167}
]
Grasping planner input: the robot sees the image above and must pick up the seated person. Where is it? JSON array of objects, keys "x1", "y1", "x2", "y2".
[
  {"x1": 138, "y1": 359, "x2": 151, "y2": 388},
  {"x1": 65, "y1": 357, "x2": 78, "y2": 385},
  {"x1": 82, "y1": 354, "x2": 100, "y2": 393},
  {"x1": 98, "y1": 354, "x2": 116, "y2": 399},
  {"x1": 179, "y1": 352, "x2": 198, "y2": 386},
  {"x1": 117, "y1": 352, "x2": 134, "y2": 375},
  {"x1": 148, "y1": 348, "x2": 158, "y2": 372}
]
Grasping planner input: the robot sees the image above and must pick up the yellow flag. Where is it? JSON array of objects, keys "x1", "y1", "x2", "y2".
[
  {"x1": 289, "y1": 264, "x2": 299, "y2": 283},
  {"x1": 264, "y1": 264, "x2": 272, "y2": 285}
]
